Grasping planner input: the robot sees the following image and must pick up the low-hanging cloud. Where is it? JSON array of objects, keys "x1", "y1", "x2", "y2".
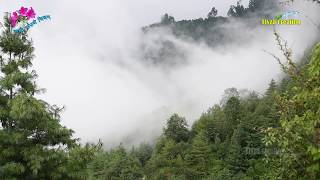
[{"x1": 1, "y1": 0, "x2": 319, "y2": 147}]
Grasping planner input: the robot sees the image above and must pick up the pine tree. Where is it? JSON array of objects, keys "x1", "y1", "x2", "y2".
[
  {"x1": 131, "y1": 143, "x2": 153, "y2": 167},
  {"x1": 145, "y1": 138, "x2": 189, "y2": 179},
  {"x1": 187, "y1": 131, "x2": 211, "y2": 178},
  {"x1": 227, "y1": 1, "x2": 246, "y2": 17},
  {"x1": 0, "y1": 14, "x2": 94, "y2": 179},
  {"x1": 220, "y1": 88, "x2": 240, "y2": 106},
  {"x1": 161, "y1": 14, "x2": 175, "y2": 25},
  {"x1": 227, "y1": 125, "x2": 247, "y2": 173},
  {"x1": 103, "y1": 146, "x2": 143, "y2": 179},
  {"x1": 224, "y1": 96, "x2": 242, "y2": 133},
  {"x1": 265, "y1": 79, "x2": 277, "y2": 97},
  {"x1": 207, "y1": 7, "x2": 218, "y2": 18},
  {"x1": 164, "y1": 114, "x2": 190, "y2": 143}
]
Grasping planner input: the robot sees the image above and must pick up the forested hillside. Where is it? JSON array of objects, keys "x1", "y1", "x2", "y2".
[
  {"x1": 0, "y1": 0, "x2": 319, "y2": 179},
  {"x1": 141, "y1": 0, "x2": 279, "y2": 66},
  {"x1": 83, "y1": 39, "x2": 320, "y2": 179},
  {"x1": 84, "y1": 39, "x2": 320, "y2": 179},
  {"x1": 143, "y1": 0, "x2": 278, "y2": 45}
]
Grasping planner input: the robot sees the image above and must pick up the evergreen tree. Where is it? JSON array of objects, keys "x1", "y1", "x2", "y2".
[
  {"x1": 145, "y1": 138, "x2": 190, "y2": 179},
  {"x1": 161, "y1": 14, "x2": 175, "y2": 25},
  {"x1": 207, "y1": 7, "x2": 218, "y2": 18},
  {"x1": 88, "y1": 145, "x2": 143, "y2": 180},
  {"x1": 227, "y1": 125, "x2": 247, "y2": 173},
  {"x1": 164, "y1": 114, "x2": 190, "y2": 143},
  {"x1": 0, "y1": 15, "x2": 95, "y2": 179},
  {"x1": 220, "y1": 88, "x2": 240, "y2": 106},
  {"x1": 186, "y1": 131, "x2": 211, "y2": 178},
  {"x1": 131, "y1": 143, "x2": 153, "y2": 167},
  {"x1": 248, "y1": 0, "x2": 278, "y2": 12},
  {"x1": 265, "y1": 79, "x2": 277, "y2": 97},
  {"x1": 227, "y1": 1, "x2": 247, "y2": 17},
  {"x1": 224, "y1": 96, "x2": 242, "y2": 132}
]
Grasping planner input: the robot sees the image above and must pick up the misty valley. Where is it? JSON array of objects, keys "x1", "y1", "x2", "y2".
[{"x1": 0, "y1": 0, "x2": 320, "y2": 180}]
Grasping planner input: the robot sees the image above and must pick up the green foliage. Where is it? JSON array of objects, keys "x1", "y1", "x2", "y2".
[
  {"x1": 206, "y1": 167, "x2": 233, "y2": 180},
  {"x1": 131, "y1": 143, "x2": 153, "y2": 167},
  {"x1": 265, "y1": 42, "x2": 320, "y2": 179},
  {"x1": 143, "y1": 82, "x2": 283, "y2": 179},
  {"x1": 145, "y1": 138, "x2": 190, "y2": 180},
  {"x1": 0, "y1": 15, "x2": 97, "y2": 180},
  {"x1": 88, "y1": 145, "x2": 143, "y2": 180},
  {"x1": 164, "y1": 114, "x2": 190, "y2": 143},
  {"x1": 1, "y1": 2, "x2": 319, "y2": 179},
  {"x1": 124, "y1": 32, "x2": 319, "y2": 180},
  {"x1": 227, "y1": 125, "x2": 247, "y2": 173},
  {"x1": 266, "y1": 79, "x2": 277, "y2": 97},
  {"x1": 186, "y1": 131, "x2": 211, "y2": 178},
  {"x1": 224, "y1": 96, "x2": 241, "y2": 130}
]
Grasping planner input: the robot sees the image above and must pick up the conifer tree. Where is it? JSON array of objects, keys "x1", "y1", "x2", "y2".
[
  {"x1": 224, "y1": 96, "x2": 242, "y2": 133},
  {"x1": 164, "y1": 114, "x2": 190, "y2": 143},
  {"x1": 265, "y1": 79, "x2": 277, "y2": 97},
  {"x1": 0, "y1": 14, "x2": 94, "y2": 179},
  {"x1": 187, "y1": 131, "x2": 211, "y2": 178},
  {"x1": 227, "y1": 125, "x2": 247, "y2": 173},
  {"x1": 207, "y1": 7, "x2": 218, "y2": 18}
]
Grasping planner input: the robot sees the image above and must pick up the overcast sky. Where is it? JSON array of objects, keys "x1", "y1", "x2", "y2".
[
  {"x1": 1, "y1": 0, "x2": 248, "y2": 26},
  {"x1": 1, "y1": 0, "x2": 319, "y2": 146}
]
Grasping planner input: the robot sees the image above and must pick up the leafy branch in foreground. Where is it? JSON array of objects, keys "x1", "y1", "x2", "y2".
[{"x1": 264, "y1": 32, "x2": 320, "y2": 179}]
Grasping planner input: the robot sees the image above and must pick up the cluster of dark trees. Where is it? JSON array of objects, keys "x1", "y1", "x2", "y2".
[
  {"x1": 0, "y1": 0, "x2": 319, "y2": 179},
  {"x1": 144, "y1": 0, "x2": 278, "y2": 44},
  {"x1": 141, "y1": 0, "x2": 280, "y2": 67}
]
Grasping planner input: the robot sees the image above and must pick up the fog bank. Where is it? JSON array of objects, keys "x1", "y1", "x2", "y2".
[{"x1": 1, "y1": 0, "x2": 319, "y2": 147}]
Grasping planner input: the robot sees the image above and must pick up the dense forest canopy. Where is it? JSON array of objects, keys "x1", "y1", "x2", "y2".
[{"x1": 0, "y1": 0, "x2": 319, "y2": 179}]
